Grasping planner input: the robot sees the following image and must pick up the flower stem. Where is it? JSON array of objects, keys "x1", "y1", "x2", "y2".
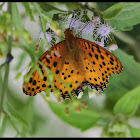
[{"x1": 0, "y1": 2, "x2": 13, "y2": 114}]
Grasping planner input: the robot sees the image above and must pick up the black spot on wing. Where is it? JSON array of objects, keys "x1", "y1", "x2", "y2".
[
  {"x1": 53, "y1": 62, "x2": 57, "y2": 67},
  {"x1": 95, "y1": 54, "x2": 98, "y2": 60}
]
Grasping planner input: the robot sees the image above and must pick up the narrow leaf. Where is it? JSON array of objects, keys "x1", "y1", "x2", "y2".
[
  {"x1": 22, "y1": 2, "x2": 35, "y2": 21},
  {"x1": 5, "y1": 103, "x2": 28, "y2": 127},
  {"x1": 0, "y1": 113, "x2": 7, "y2": 137},
  {"x1": 11, "y1": 3, "x2": 23, "y2": 35}
]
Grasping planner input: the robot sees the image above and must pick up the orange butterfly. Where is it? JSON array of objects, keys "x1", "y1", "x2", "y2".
[{"x1": 23, "y1": 28, "x2": 123, "y2": 99}]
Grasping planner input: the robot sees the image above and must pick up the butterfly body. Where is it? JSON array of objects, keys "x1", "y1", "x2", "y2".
[{"x1": 23, "y1": 28, "x2": 123, "y2": 99}]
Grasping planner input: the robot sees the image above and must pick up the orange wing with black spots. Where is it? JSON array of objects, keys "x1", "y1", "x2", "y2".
[
  {"x1": 75, "y1": 38, "x2": 123, "y2": 91},
  {"x1": 23, "y1": 41, "x2": 65, "y2": 96},
  {"x1": 23, "y1": 40, "x2": 85, "y2": 99}
]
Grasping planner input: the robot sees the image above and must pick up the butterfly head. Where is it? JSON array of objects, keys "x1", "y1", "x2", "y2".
[{"x1": 64, "y1": 28, "x2": 75, "y2": 38}]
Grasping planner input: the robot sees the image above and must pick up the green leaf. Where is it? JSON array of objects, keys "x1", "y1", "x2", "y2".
[
  {"x1": 5, "y1": 103, "x2": 28, "y2": 127},
  {"x1": 22, "y1": 2, "x2": 35, "y2": 22},
  {"x1": 37, "y1": 2, "x2": 64, "y2": 12},
  {"x1": 5, "y1": 86, "x2": 48, "y2": 136},
  {"x1": 129, "y1": 125, "x2": 140, "y2": 138},
  {"x1": 14, "y1": 52, "x2": 27, "y2": 70},
  {"x1": 59, "y1": 2, "x2": 79, "y2": 10},
  {"x1": 14, "y1": 72, "x2": 22, "y2": 80},
  {"x1": 35, "y1": 3, "x2": 65, "y2": 20},
  {"x1": 0, "y1": 112, "x2": 7, "y2": 137},
  {"x1": 20, "y1": 98, "x2": 47, "y2": 136},
  {"x1": 40, "y1": 7, "x2": 64, "y2": 21},
  {"x1": 47, "y1": 100, "x2": 101, "y2": 131},
  {"x1": 113, "y1": 85, "x2": 140, "y2": 117},
  {"x1": 102, "y1": 3, "x2": 123, "y2": 20},
  {"x1": 19, "y1": 40, "x2": 36, "y2": 63},
  {"x1": 12, "y1": 2, "x2": 34, "y2": 62},
  {"x1": 11, "y1": 3, "x2": 23, "y2": 35},
  {"x1": 105, "y1": 48, "x2": 140, "y2": 102},
  {"x1": 45, "y1": 2, "x2": 79, "y2": 10},
  {"x1": 108, "y1": 2, "x2": 140, "y2": 31},
  {"x1": 32, "y1": 3, "x2": 50, "y2": 47}
]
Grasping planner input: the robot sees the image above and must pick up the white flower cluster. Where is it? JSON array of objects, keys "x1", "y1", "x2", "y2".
[
  {"x1": 59, "y1": 10, "x2": 113, "y2": 48},
  {"x1": 38, "y1": 31, "x2": 57, "y2": 50},
  {"x1": 38, "y1": 10, "x2": 116, "y2": 50}
]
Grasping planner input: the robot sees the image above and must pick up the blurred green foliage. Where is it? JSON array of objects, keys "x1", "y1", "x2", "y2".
[{"x1": 0, "y1": 2, "x2": 140, "y2": 138}]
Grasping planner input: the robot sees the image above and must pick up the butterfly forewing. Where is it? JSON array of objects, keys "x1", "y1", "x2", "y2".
[
  {"x1": 23, "y1": 41, "x2": 65, "y2": 96},
  {"x1": 75, "y1": 38, "x2": 123, "y2": 90},
  {"x1": 23, "y1": 40, "x2": 84, "y2": 99}
]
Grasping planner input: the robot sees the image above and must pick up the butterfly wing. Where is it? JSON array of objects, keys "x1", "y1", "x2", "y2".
[
  {"x1": 23, "y1": 40, "x2": 85, "y2": 99},
  {"x1": 23, "y1": 41, "x2": 65, "y2": 96},
  {"x1": 75, "y1": 38, "x2": 123, "y2": 91}
]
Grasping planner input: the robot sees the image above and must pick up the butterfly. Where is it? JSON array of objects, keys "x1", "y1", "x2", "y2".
[{"x1": 23, "y1": 28, "x2": 123, "y2": 99}]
